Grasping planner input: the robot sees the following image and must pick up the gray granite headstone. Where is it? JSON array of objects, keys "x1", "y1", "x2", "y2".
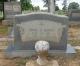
[
  {"x1": 6, "y1": 13, "x2": 76, "y2": 58},
  {"x1": 69, "y1": 9, "x2": 80, "y2": 21},
  {"x1": 4, "y1": 2, "x2": 21, "y2": 19}
]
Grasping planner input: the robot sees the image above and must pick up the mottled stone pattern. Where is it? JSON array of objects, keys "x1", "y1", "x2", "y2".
[
  {"x1": 14, "y1": 13, "x2": 68, "y2": 50},
  {"x1": 17, "y1": 20, "x2": 65, "y2": 43},
  {"x1": 35, "y1": 41, "x2": 49, "y2": 52},
  {"x1": 5, "y1": 13, "x2": 70, "y2": 57}
]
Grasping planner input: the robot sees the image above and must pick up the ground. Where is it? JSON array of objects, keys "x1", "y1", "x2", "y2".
[
  {"x1": 0, "y1": 23, "x2": 80, "y2": 66},
  {"x1": 0, "y1": 50, "x2": 80, "y2": 66},
  {"x1": 0, "y1": 25, "x2": 8, "y2": 37}
]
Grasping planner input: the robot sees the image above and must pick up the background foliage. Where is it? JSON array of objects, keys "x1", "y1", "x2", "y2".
[
  {"x1": 68, "y1": 2, "x2": 79, "y2": 10},
  {"x1": 20, "y1": 0, "x2": 33, "y2": 11}
]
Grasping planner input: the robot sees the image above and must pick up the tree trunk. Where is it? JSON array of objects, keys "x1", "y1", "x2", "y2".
[{"x1": 48, "y1": 0, "x2": 55, "y2": 14}]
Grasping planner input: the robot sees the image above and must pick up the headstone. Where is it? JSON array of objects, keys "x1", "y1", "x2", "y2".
[
  {"x1": 5, "y1": 12, "x2": 76, "y2": 58},
  {"x1": 3, "y1": 2, "x2": 21, "y2": 25},
  {"x1": 4, "y1": 2, "x2": 21, "y2": 19},
  {"x1": 69, "y1": 9, "x2": 80, "y2": 21}
]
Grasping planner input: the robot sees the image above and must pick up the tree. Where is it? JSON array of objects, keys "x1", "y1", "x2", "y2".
[
  {"x1": 43, "y1": 0, "x2": 56, "y2": 13},
  {"x1": 55, "y1": 6, "x2": 59, "y2": 11},
  {"x1": 68, "y1": 2, "x2": 79, "y2": 10},
  {"x1": 62, "y1": 0, "x2": 67, "y2": 11},
  {"x1": 0, "y1": 2, "x2": 3, "y2": 11},
  {"x1": 0, "y1": 0, "x2": 8, "y2": 11},
  {"x1": 43, "y1": 0, "x2": 60, "y2": 13},
  {"x1": 33, "y1": 6, "x2": 40, "y2": 11},
  {"x1": 62, "y1": 5, "x2": 67, "y2": 11},
  {"x1": 43, "y1": 0, "x2": 56, "y2": 7},
  {"x1": 20, "y1": 0, "x2": 33, "y2": 11},
  {"x1": 0, "y1": 0, "x2": 7, "y2": 2},
  {"x1": 43, "y1": 0, "x2": 56, "y2": 5},
  {"x1": 0, "y1": 0, "x2": 16, "y2": 2}
]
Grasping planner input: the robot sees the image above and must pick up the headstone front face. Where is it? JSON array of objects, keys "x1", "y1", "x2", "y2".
[
  {"x1": 4, "y1": 2, "x2": 21, "y2": 19},
  {"x1": 6, "y1": 13, "x2": 70, "y2": 57},
  {"x1": 14, "y1": 13, "x2": 68, "y2": 50},
  {"x1": 69, "y1": 9, "x2": 80, "y2": 21},
  {"x1": 18, "y1": 21, "x2": 63, "y2": 43}
]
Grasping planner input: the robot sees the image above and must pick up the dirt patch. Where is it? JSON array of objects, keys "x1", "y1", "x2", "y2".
[
  {"x1": 0, "y1": 25, "x2": 8, "y2": 37},
  {"x1": 0, "y1": 59, "x2": 17, "y2": 66},
  {"x1": 0, "y1": 51, "x2": 80, "y2": 66}
]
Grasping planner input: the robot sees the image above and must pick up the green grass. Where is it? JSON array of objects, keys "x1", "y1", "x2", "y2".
[
  {"x1": 55, "y1": 10, "x2": 67, "y2": 15},
  {"x1": 0, "y1": 11, "x2": 3, "y2": 19}
]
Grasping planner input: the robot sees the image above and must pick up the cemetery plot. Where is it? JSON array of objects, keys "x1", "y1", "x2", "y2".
[{"x1": 5, "y1": 13, "x2": 76, "y2": 58}]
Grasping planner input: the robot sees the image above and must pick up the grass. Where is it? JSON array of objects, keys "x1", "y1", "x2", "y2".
[
  {"x1": 0, "y1": 25, "x2": 8, "y2": 36},
  {"x1": 0, "y1": 11, "x2": 3, "y2": 19},
  {"x1": 68, "y1": 40, "x2": 80, "y2": 46},
  {"x1": 55, "y1": 10, "x2": 67, "y2": 15}
]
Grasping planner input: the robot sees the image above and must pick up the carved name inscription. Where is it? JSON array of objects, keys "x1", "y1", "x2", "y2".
[{"x1": 17, "y1": 20, "x2": 65, "y2": 43}]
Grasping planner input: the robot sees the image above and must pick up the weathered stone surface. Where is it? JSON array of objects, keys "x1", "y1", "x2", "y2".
[
  {"x1": 14, "y1": 12, "x2": 68, "y2": 50},
  {"x1": 69, "y1": 9, "x2": 80, "y2": 21},
  {"x1": 4, "y1": 2, "x2": 21, "y2": 19},
  {"x1": 5, "y1": 13, "x2": 76, "y2": 57}
]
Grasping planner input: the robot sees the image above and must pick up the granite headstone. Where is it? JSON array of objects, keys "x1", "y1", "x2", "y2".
[
  {"x1": 4, "y1": 2, "x2": 21, "y2": 19},
  {"x1": 69, "y1": 9, "x2": 80, "y2": 21},
  {"x1": 6, "y1": 13, "x2": 76, "y2": 58}
]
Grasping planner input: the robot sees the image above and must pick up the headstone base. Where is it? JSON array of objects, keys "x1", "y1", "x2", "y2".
[{"x1": 5, "y1": 44, "x2": 76, "y2": 58}]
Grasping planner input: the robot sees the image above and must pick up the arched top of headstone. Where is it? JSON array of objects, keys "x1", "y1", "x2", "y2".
[
  {"x1": 14, "y1": 12, "x2": 68, "y2": 43},
  {"x1": 14, "y1": 12, "x2": 68, "y2": 25}
]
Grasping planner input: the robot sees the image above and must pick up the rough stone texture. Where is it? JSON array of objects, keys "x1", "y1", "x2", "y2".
[
  {"x1": 17, "y1": 20, "x2": 64, "y2": 43},
  {"x1": 14, "y1": 12, "x2": 68, "y2": 50},
  {"x1": 35, "y1": 41, "x2": 49, "y2": 52}
]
